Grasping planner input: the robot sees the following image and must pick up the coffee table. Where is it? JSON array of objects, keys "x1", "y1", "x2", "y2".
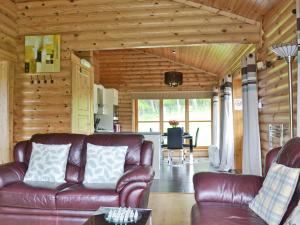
[{"x1": 83, "y1": 207, "x2": 152, "y2": 225}]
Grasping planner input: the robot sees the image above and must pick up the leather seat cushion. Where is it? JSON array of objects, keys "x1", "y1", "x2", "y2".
[
  {"x1": 0, "y1": 182, "x2": 73, "y2": 210},
  {"x1": 56, "y1": 184, "x2": 119, "y2": 211},
  {"x1": 191, "y1": 203, "x2": 267, "y2": 225}
]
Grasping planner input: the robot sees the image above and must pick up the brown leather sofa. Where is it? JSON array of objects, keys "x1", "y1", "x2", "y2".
[
  {"x1": 192, "y1": 137, "x2": 300, "y2": 225},
  {"x1": 0, "y1": 133, "x2": 155, "y2": 225}
]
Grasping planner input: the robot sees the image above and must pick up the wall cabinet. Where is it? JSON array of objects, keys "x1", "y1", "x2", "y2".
[
  {"x1": 94, "y1": 86, "x2": 118, "y2": 114},
  {"x1": 112, "y1": 89, "x2": 118, "y2": 106},
  {"x1": 94, "y1": 84, "x2": 106, "y2": 114},
  {"x1": 94, "y1": 87, "x2": 118, "y2": 132}
]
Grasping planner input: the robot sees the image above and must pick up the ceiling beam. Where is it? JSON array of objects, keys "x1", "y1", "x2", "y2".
[
  {"x1": 172, "y1": 0, "x2": 260, "y2": 26},
  {"x1": 138, "y1": 49, "x2": 219, "y2": 77}
]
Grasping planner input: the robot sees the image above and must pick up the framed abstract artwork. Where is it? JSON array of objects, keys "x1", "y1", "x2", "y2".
[{"x1": 25, "y1": 35, "x2": 60, "y2": 73}]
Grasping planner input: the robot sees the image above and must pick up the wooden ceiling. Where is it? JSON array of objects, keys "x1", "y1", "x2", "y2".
[
  {"x1": 13, "y1": 0, "x2": 281, "y2": 21},
  {"x1": 13, "y1": 0, "x2": 281, "y2": 75},
  {"x1": 16, "y1": 0, "x2": 261, "y2": 49},
  {"x1": 143, "y1": 44, "x2": 255, "y2": 75},
  {"x1": 181, "y1": 0, "x2": 281, "y2": 21},
  {"x1": 96, "y1": 49, "x2": 218, "y2": 91}
]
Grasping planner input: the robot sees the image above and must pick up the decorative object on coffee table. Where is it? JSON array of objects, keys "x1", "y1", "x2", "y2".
[
  {"x1": 84, "y1": 207, "x2": 152, "y2": 225},
  {"x1": 104, "y1": 207, "x2": 140, "y2": 224}
]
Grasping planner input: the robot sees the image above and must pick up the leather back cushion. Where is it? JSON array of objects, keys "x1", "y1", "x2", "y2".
[
  {"x1": 25, "y1": 133, "x2": 86, "y2": 183},
  {"x1": 277, "y1": 137, "x2": 300, "y2": 204},
  {"x1": 15, "y1": 133, "x2": 145, "y2": 183},
  {"x1": 85, "y1": 134, "x2": 144, "y2": 166},
  {"x1": 265, "y1": 147, "x2": 281, "y2": 176}
]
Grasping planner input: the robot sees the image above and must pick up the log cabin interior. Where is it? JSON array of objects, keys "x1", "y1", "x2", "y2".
[{"x1": 0, "y1": 0, "x2": 300, "y2": 225}]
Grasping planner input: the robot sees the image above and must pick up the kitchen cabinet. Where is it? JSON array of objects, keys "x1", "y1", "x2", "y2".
[
  {"x1": 94, "y1": 88, "x2": 119, "y2": 132},
  {"x1": 94, "y1": 86, "x2": 118, "y2": 115},
  {"x1": 112, "y1": 89, "x2": 118, "y2": 106},
  {"x1": 94, "y1": 84, "x2": 106, "y2": 114}
]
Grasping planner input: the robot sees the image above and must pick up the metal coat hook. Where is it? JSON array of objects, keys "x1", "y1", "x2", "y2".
[
  {"x1": 37, "y1": 76, "x2": 41, "y2": 84},
  {"x1": 44, "y1": 75, "x2": 47, "y2": 84},
  {"x1": 30, "y1": 76, "x2": 34, "y2": 84},
  {"x1": 50, "y1": 75, "x2": 54, "y2": 84}
]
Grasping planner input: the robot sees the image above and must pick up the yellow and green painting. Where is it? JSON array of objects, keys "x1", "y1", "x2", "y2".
[{"x1": 25, "y1": 35, "x2": 60, "y2": 73}]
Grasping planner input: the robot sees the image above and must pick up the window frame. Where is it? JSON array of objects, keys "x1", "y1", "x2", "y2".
[
  {"x1": 135, "y1": 99, "x2": 160, "y2": 133},
  {"x1": 134, "y1": 98, "x2": 213, "y2": 149}
]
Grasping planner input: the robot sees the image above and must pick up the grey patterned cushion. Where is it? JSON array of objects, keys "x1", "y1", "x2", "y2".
[
  {"x1": 24, "y1": 142, "x2": 71, "y2": 183},
  {"x1": 83, "y1": 144, "x2": 128, "y2": 184}
]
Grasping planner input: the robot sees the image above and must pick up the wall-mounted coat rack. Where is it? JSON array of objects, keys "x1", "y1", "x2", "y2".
[{"x1": 30, "y1": 75, "x2": 54, "y2": 84}]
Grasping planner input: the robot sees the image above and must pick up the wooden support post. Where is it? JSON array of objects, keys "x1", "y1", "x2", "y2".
[{"x1": 0, "y1": 61, "x2": 14, "y2": 163}]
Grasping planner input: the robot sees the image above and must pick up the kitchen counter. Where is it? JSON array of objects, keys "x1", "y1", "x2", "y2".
[{"x1": 138, "y1": 132, "x2": 161, "y2": 179}]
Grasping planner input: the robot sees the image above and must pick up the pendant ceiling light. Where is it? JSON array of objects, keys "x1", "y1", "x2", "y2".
[{"x1": 164, "y1": 50, "x2": 183, "y2": 87}]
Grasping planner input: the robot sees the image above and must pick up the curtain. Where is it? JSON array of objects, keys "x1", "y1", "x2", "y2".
[
  {"x1": 212, "y1": 87, "x2": 219, "y2": 148},
  {"x1": 241, "y1": 53, "x2": 262, "y2": 176},
  {"x1": 219, "y1": 75, "x2": 235, "y2": 171}
]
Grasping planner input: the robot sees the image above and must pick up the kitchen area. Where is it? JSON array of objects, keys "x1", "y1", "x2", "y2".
[
  {"x1": 93, "y1": 84, "x2": 120, "y2": 133},
  {"x1": 93, "y1": 84, "x2": 161, "y2": 179}
]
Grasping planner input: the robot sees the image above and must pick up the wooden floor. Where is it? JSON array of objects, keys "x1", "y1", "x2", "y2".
[
  {"x1": 148, "y1": 192, "x2": 194, "y2": 225},
  {"x1": 151, "y1": 157, "x2": 217, "y2": 192}
]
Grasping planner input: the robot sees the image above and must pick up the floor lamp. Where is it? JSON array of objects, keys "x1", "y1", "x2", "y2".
[{"x1": 272, "y1": 43, "x2": 298, "y2": 138}]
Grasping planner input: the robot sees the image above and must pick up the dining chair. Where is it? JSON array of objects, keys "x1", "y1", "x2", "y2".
[
  {"x1": 167, "y1": 127, "x2": 186, "y2": 165},
  {"x1": 184, "y1": 127, "x2": 199, "y2": 148}
]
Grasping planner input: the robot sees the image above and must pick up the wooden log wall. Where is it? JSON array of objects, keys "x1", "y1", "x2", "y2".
[
  {"x1": 257, "y1": 0, "x2": 297, "y2": 163},
  {"x1": 14, "y1": 48, "x2": 72, "y2": 142},
  {"x1": 12, "y1": 0, "x2": 260, "y2": 142},
  {"x1": 97, "y1": 49, "x2": 218, "y2": 132},
  {"x1": 0, "y1": 0, "x2": 17, "y2": 62}
]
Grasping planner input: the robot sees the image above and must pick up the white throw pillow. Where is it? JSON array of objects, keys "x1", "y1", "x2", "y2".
[
  {"x1": 249, "y1": 162, "x2": 300, "y2": 225},
  {"x1": 83, "y1": 144, "x2": 128, "y2": 184},
  {"x1": 24, "y1": 142, "x2": 71, "y2": 183},
  {"x1": 284, "y1": 200, "x2": 300, "y2": 225}
]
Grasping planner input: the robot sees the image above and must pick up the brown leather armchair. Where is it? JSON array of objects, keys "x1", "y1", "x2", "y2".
[
  {"x1": 192, "y1": 138, "x2": 300, "y2": 225},
  {"x1": 0, "y1": 133, "x2": 154, "y2": 225}
]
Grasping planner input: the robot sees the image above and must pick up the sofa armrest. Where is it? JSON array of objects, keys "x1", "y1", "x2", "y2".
[
  {"x1": 0, "y1": 162, "x2": 27, "y2": 188},
  {"x1": 140, "y1": 141, "x2": 153, "y2": 166},
  {"x1": 116, "y1": 166, "x2": 154, "y2": 192},
  {"x1": 265, "y1": 147, "x2": 281, "y2": 175},
  {"x1": 193, "y1": 172, "x2": 264, "y2": 205}
]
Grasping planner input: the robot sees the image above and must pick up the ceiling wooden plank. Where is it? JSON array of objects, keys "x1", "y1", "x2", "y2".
[
  {"x1": 143, "y1": 44, "x2": 255, "y2": 76},
  {"x1": 137, "y1": 49, "x2": 218, "y2": 77},
  {"x1": 172, "y1": 0, "x2": 261, "y2": 25}
]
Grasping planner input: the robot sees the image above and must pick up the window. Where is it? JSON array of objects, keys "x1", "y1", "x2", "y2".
[
  {"x1": 137, "y1": 99, "x2": 160, "y2": 132},
  {"x1": 136, "y1": 98, "x2": 212, "y2": 147},
  {"x1": 189, "y1": 99, "x2": 211, "y2": 146},
  {"x1": 163, "y1": 99, "x2": 185, "y2": 132}
]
